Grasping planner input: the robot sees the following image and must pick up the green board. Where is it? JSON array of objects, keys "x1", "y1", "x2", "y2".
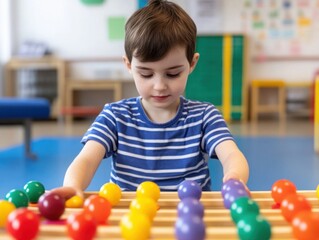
[
  {"x1": 185, "y1": 35, "x2": 245, "y2": 121},
  {"x1": 81, "y1": 0, "x2": 104, "y2": 5}
]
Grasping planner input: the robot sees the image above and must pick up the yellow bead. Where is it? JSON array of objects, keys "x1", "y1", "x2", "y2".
[
  {"x1": 0, "y1": 200, "x2": 16, "y2": 227},
  {"x1": 65, "y1": 195, "x2": 84, "y2": 208},
  {"x1": 129, "y1": 197, "x2": 158, "y2": 221},
  {"x1": 316, "y1": 184, "x2": 319, "y2": 199},
  {"x1": 120, "y1": 211, "x2": 151, "y2": 240},
  {"x1": 136, "y1": 181, "x2": 160, "y2": 202},
  {"x1": 99, "y1": 182, "x2": 122, "y2": 206}
]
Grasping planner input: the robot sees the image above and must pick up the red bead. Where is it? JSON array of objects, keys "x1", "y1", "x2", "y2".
[
  {"x1": 83, "y1": 195, "x2": 112, "y2": 224},
  {"x1": 67, "y1": 210, "x2": 97, "y2": 240},
  {"x1": 6, "y1": 208, "x2": 40, "y2": 240},
  {"x1": 271, "y1": 179, "x2": 297, "y2": 205},
  {"x1": 38, "y1": 192, "x2": 65, "y2": 220},
  {"x1": 281, "y1": 194, "x2": 312, "y2": 222}
]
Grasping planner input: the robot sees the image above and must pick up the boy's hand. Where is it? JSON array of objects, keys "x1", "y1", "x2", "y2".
[
  {"x1": 50, "y1": 186, "x2": 83, "y2": 200},
  {"x1": 223, "y1": 172, "x2": 250, "y2": 196}
]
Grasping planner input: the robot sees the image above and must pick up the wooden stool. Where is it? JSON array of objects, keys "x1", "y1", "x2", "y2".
[{"x1": 250, "y1": 79, "x2": 286, "y2": 122}]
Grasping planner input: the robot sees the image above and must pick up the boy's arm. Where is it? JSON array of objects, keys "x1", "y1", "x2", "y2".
[
  {"x1": 215, "y1": 140, "x2": 249, "y2": 184},
  {"x1": 51, "y1": 140, "x2": 106, "y2": 199}
]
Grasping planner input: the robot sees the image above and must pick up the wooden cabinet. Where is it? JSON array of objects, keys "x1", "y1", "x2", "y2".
[{"x1": 62, "y1": 58, "x2": 133, "y2": 123}]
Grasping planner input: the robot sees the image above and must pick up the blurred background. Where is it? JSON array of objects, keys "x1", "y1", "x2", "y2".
[{"x1": 0, "y1": 0, "x2": 318, "y2": 196}]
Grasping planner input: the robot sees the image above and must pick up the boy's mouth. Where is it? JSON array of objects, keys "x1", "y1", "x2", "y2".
[{"x1": 152, "y1": 95, "x2": 170, "y2": 101}]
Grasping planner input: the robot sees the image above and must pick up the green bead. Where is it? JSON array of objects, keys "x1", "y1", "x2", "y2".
[
  {"x1": 230, "y1": 197, "x2": 260, "y2": 223},
  {"x1": 23, "y1": 180, "x2": 45, "y2": 203},
  {"x1": 5, "y1": 189, "x2": 29, "y2": 208},
  {"x1": 237, "y1": 214, "x2": 272, "y2": 240}
]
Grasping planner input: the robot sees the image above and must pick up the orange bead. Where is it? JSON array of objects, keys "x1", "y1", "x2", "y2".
[
  {"x1": 281, "y1": 194, "x2": 312, "y2": 222},
  {"x1": 271, "y1": 179, "x2": 297, "y2": 205},
  {"x1": 84, "y1": 195, "x2": 112, "y2": 224},
  {"x1": 292, "y1": 211, "x2": 319, "y2": 240}
]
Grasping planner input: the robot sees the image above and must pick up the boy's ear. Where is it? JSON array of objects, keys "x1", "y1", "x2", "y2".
[
  {"x1": 122, "y1": 56, "x2": 132, "y2": 73},
  {"x1": 189, "y1": 53, "x2": 200, "y2": 74}
]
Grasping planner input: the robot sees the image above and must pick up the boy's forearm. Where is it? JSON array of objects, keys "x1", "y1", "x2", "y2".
[
  {"x1": 222, "y1": 150, "x2": 249, "y2": 184},
  {"x1": 63, "y1": 156, "x2": 97, "y2": 193}
]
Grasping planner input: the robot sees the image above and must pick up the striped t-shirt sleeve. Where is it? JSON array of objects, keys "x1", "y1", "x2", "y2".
[
  {"x1": 201, "y1": 104, "x2": 234, "y2": 158},
  {"x1": 81, "y1": 104, "x2": 118, "y2": 158}
]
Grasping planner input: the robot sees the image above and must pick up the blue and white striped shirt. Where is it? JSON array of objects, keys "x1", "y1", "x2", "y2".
[{"x1": 81, "y1": 96, "x2": 234, "y2": 191}]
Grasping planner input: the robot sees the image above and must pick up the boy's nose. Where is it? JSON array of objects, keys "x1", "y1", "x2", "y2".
[{"x1": 153, "y1": 77, "x2": 167, "y2": 91}]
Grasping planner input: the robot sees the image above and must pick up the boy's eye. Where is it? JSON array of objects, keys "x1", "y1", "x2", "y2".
[
  {"x1": 140, "y1": 74, "x2": 153, "y2": 78},
  {"x1": 167, "y1": 73, "x2": 180, "y2": 78}
]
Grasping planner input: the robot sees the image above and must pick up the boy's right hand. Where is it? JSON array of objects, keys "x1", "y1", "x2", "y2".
[{"x1": 50, "y1": 186, "x2": 83, "y2": 200}]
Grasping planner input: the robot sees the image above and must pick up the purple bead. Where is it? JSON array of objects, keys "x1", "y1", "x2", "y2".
[
  {"x1": 38, "y1": 192, "x2": 65, "y2": 220},
  {"x1": 175, "y1": 216, "x2": 206, "y2": 240},
  {"x1": 221, "y1": 179, "x2": 247, "y2": 197},
  {"x1": 177, "y1": 198, "x2": 204, "y2": 219},
  {"x1": 178, "y1": 180, "x2": 202, "y2": 200},
  {"x1": 223, "y1": 188, "x2": 250, "y2": 209}
]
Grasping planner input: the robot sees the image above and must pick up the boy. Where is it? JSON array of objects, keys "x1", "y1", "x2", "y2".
[{"x1": 54, "y1": 0, "x2": 249, "y2": 198}]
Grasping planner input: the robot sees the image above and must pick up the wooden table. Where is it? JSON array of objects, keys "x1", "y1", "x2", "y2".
[{"x1": 0, "y1": 191, "x2": 318, "y2": 239}]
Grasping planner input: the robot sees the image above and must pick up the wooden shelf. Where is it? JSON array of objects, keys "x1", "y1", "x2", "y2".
[{"x1": 4, "y1": 56, "x2": 65, "y2": 117}]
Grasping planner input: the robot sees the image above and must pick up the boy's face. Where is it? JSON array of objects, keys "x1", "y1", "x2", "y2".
[{"x1": 123, "y1": 46, "x2": 199, "y2": 112}]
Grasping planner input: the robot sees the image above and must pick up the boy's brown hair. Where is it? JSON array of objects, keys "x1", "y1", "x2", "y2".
[{"x1": 124, "y1": 0, "x2": 197, "y2": 64}]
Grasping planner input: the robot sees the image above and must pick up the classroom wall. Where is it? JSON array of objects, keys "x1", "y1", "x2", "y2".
[{"x1": 1, "y1": 0, "x2": 319, "y2": 98}]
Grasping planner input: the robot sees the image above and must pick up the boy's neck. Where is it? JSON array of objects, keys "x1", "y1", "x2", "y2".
[{"x1": 140, "y1": 98, "x2": 180, "y2": 124}]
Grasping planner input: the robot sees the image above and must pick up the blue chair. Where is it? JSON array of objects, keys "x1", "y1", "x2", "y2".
[{"x1": 0, "y1": 98, "x2": 50, "y2": 159}]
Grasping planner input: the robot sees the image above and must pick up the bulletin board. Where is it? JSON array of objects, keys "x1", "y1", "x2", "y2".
[{"x1": 241, "y1": 0, "x2": 319, "y2": 59}]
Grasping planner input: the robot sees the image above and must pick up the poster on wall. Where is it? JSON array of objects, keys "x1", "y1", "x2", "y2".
[
  {"x1": 241, "y1": 0, "x2": 319, "y2": 59},
  {"x1": 188, "y1": 0, "x2": 223, "y2": 34}
]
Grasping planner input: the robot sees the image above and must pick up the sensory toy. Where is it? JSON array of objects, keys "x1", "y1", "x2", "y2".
[
  {"x1": 129, "y1": 197, "x2": 157, "y2": 221},
  {"x1": 222, "y1": 179, "x2": 272, "y2": 239},
  {"x1": 291, "y1": 211, "x2": 319, "y2": 240},
  {"x1": 237, "y1": 213, "x2": 271, "y2": 240},
  {"x1": 136, "y1": 181, "x2": 161, "y2": 202},
  {"x1": 66, "y1": 211, "x2": 97, "y2": 240},
  {"x1": 0, "y1": 200, "x2": 16, "y2": 227},
  {"x1": 38, "y1": 192, "x2": 65, "y2": 220},
  {"x1": 175, "y1": 215, "x2": 206, "y2": 240},
  {"x1": 280, "y1": 194, "x2": 312, "y2": 222},
  {"x1": 120, "y1": 211, "x2": 151, "y2": 240},
  {"x1": 83, "y1": 195, "x2": 112, "y2": 224},
  {"x1": 177, "y1": 197, "x2": 204, "y2": 218},
  {"x1": 230, "y1": 196, "x2": 260, "y2": 224},
  {"x1": 65, "y1": 195, "x2": 84, "y2": 208},
  {"x1": 23, "y1": 180, "x2": 45, "y2": 203},
  {"x1": 271, "y1": 179, "x2": 297, "y2": 206},
  {"x1": 177, "y1": 179, "x2": 202, "y2": 200},
  {"x1": 221, "y1": 178, "x2": 247, "y2": 197},
  {"x1": 99, "y1": 182, "x2": 122, "y2": 206},
  {"x1": 6, "y1": 208, "x2": 40, "y2": 240},
  {"x1": 1, "y1": 180, "x2": 319, "y2": 239},
  {"x1": 5, "y1": 189, "x2": 29, "y2": 208},
  {"x1": 223, "y1": 187, "x2": 250, "y2": 209}
]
